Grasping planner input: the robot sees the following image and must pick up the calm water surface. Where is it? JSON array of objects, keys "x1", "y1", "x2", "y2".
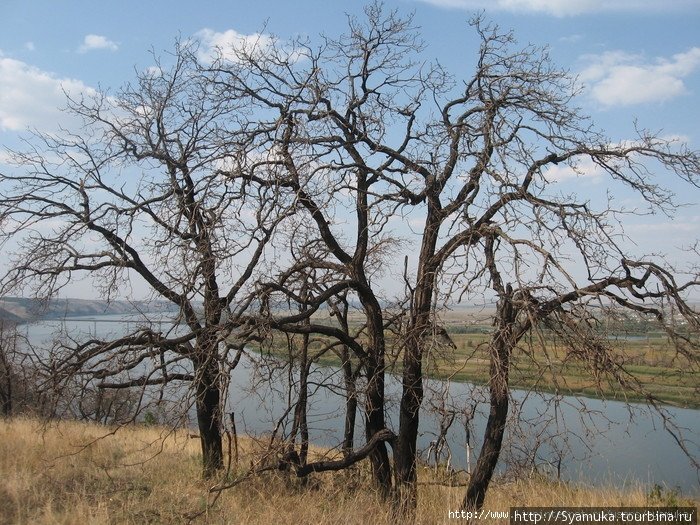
[{"x1": 22, "y1": 314, "x2": 700, "y2": 494}]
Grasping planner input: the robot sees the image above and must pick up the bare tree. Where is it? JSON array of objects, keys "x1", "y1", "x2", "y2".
[
  {"x1": 0, "y1": 45, "x2": 289, "y2": 477},
  {"x1": 458, "y1": 234, "x2": 700, "y2": 509},
  {"x1": 327, "y1": 291, "x2": 365, "y2": 459},
  {"x1": 2, "y1": 4, "x2": 698, "y2": 516},
  {"x1": 205, "y1": 4, "x2": 434, "y2": 498},
  {"x1": 250, "y1": 219, "x2": 397, "y2": 495},
  {"x1": 0, "y1": 318, "x2": 73, "y2": 419},
  {"x1": 0, "y1": 319, "x2": 19, "y2": 416},
  {"x1": 207, "y1": 4, "x2": 699, "y2": 514}
]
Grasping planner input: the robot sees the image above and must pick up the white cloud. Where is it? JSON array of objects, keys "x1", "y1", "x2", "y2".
[
  {"x1": 78, "y1": 34, "x2": 119, "y2": 54},
  {"x1": 195, "y1": 28, "x2": 275, "y2": 64},
  {"x1": 24, "y1": 41, "x2": 35, "y2": 51},
  {"x1": 416, "y1": 0, "x2": 697, "y2": 16},
  {"x1": 660, "y1": 134, "x2": 691, "y2": 144},
  {"x1": 195, "y1": 28, "x2": 304, "y2": 65},
  {"x1": 627, "y1": 218, "x2": 700, "y2": 234},
  {"x1": 143, "y1": 65, "x2": 162, "y2": 77},
  {"x1": 0, "y1": 150, "x2": 13, "y2": 166},
  {"x1": 580, "y1": 48, "x2": 700, "y2": 107},
  {"x1": 543, "y1": 156, "x2": 606, "y2": 183},
  {"x1": 559, "y1": 34, "x2": 583, "y2": 44},
  {"x1": 0, "y1": 56, "x2": 93, "y2": 131}
]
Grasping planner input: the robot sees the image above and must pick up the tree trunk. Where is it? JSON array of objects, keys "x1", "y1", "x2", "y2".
[
  {"x1": 394, "y1": 335, "x2": 422, "y2": 511},
  {"x1": 461, "y1": 378, "x2": 508, "y2": 510},
  {"x1": 462, "y1": 286, "x2": 514, "y2": 511},
  {"x1": 0, "y1": 362, "x2": 11, "y2": 417},
  {"x1": 365, "y1": 353, "x2": 393, "y2": 498},
  {"x1": 290, "y1": 287, "x2": 311, "y2": 465},
  {"x1": 342, "y1": 351, "x2": 358, "y2": 457},
  {"x1": 291, "y1": 333, "x2": 310, "y2": 465},
  {"x1": 194, "y1": 358, "x2": 223, "y2": 478},
  {"x1": 395, "y1": 218, "x2": 440, "y2": 513},
  {"x1": 335, "y1": 300, "x2": 359, "y2": 459},
  {"x1": 356, "y1": 282, "x2": 392, "y2": 497},
  {"x1": 0, "y1": 322, "x2": 14, "y2": 417}
]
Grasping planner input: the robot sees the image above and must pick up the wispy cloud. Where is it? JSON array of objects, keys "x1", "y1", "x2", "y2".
[
  {"x1": 628, "y1": 219, "x2": 700, "y2": 234},
  {"x1": 543, "y1": 156, "x2": 606, "y2": 183},
  {"x1": 0, "y1": 55, "x2": 93, "y2": 131},
  {"x1": 195, "y1": 28, "x2": 275, "y2": 64},
  {"x1": 195, "y1": 28, "x2": 304, "y2": 65},
  {"x1": 0, "y1": 150, "x2": 13, "y2": 166},
  {"x1": 414, "y1": 0, "x2": 697, "y2": 16},
  {"x1": 78, "y1": 34, "x2": 119, "y2": 54},
  {"x1": 579, "y1": 47, "x2": 700, "y2": 107},
  {"x1": 559, "y1": 34, "x2": 583, "y2": 44}
]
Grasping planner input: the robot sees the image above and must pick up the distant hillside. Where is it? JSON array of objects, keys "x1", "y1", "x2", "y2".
[
  {"x1": 0, "y1": 297, "x2": 176, "y2": 322},
  {"x1": 0, "y1": 306, "x2": 24, "y2": 324}
]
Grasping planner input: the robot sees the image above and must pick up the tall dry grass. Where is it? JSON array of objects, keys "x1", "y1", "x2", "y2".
[{"x1": 0, "y1": 417, "x2": 694, "y2": 524}]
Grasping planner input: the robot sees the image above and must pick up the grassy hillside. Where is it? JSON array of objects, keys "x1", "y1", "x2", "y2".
[
  {"x1": 0, "y1": 297, "x2": 175, "y2": 322},
  {"x1": 0, "y1": 418, "x2": 694, "y2": 524},
  {"x1": 0, "y1": 308, "x2": 23, "y2": 324}
]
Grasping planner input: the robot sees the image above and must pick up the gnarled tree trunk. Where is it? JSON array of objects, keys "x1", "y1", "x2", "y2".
[
  {"x1": 193, "y1": 355, "x2": 223, "y2": 478},
  {"x1": 462, "y1": 280, "x2": 515, "y2": 510}
]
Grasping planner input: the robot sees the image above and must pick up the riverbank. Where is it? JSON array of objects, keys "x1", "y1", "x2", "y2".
[
  {"x1": 267, "y1": 328, "x2": 699, "y2": 409},
  {"x1": 1, "y1": 418, "x2": 695, "y2": 524},
  {"x1": 5, "y1": 301, "x2": 696, "y2": 408}
]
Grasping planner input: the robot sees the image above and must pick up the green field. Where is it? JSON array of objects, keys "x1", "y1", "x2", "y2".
[
  {"x1": 431, "y1": 331, "x2": 699, "y2": 408},
  {"x1": 256, "y1": 312, "x2": 699, "y2": 409}
]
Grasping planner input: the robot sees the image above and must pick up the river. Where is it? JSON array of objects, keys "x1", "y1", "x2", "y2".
[{"x1": 19, "y1": 314, "x2": 700, "y2": 495}]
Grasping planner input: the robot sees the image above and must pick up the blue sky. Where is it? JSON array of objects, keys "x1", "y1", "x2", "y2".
[
  {"x1": 1, "y1": 0, "x2": 699, "y2": 299},
  {"x1": 1, "y1": 1, "x2": 698, "y2": 138}
]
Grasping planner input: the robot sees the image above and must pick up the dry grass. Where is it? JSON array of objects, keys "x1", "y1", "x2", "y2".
[{"x1": 0, "y1": 418, "x2": 695, "y2": 524}]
